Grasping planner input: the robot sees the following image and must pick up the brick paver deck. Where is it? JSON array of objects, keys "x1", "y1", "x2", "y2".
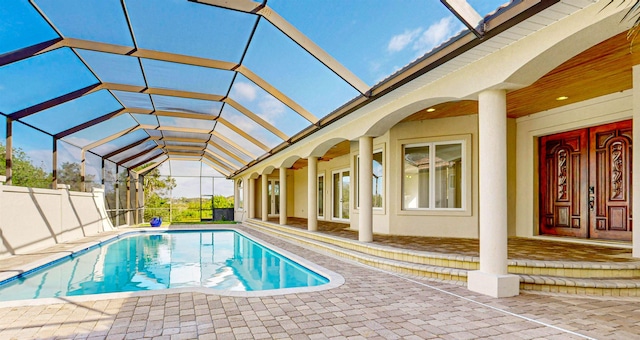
[
  {"x1": 277, "y1": 217, "x2": 634, "y2": 262},
  {"x1": 0, "y1": 224, "x2": 639, "y2": 339}
]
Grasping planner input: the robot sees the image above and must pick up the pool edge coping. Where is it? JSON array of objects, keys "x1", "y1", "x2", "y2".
[{"x1": 0, "y1": 226, "x2": 346, "y2": 307}]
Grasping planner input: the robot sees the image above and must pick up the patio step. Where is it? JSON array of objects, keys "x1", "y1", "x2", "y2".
[
  {"x1": 244, "y1": 219, "x2": 640, "y2": 296},
  {"x1": 245, "y1": 219, "x2": 468, "y2": 283}
]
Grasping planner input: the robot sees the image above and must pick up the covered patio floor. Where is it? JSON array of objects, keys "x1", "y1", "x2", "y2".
[{"x1": 270, "y1": 218, "x2": 635, "y2": 263}]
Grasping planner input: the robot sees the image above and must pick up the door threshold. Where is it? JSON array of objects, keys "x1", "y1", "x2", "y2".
[{"x1": 527, "y1": 235, "x2": 632, "y2": 249}]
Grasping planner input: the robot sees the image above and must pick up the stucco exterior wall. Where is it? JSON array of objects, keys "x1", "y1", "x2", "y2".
[
  {"x1": 388, "y1": 115, "x2": 479, "y2": 238},
  {"x1": 293, "y1": 168, "x2": 308, "y2": 219},
  {"x1": 0, "y1": 185, "x2": 114, "y2": 259},
  {"x1": 515, "y1": 90, "x2": 633, "y2": 238}
]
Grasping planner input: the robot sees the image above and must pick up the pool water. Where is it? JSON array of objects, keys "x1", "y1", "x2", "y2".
[{"x1": 0, "y1": 230, "x2": 329, "y2": 301}]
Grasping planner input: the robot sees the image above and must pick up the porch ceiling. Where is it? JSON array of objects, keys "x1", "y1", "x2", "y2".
[{"x1": 403, "y1": 31, "x2": 640, "y2": 123}]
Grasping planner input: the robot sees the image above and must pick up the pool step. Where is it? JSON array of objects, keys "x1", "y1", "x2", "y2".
[{"x1": 244, "y1": 219, "x2": 640, "y2": 296}]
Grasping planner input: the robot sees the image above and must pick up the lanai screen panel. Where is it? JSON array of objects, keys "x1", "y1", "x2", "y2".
[
  {"x1": 112, "y1": 92, "x2": 155, "y2": 111},
  {"x1": 131, "y1": 114, "x2": 160, "y2": 127},
  {"x1": 0, "y1": 1, "x2": 59, "y2": 55},
  {"x1": 62, "y1": 114, "x2": 139, "y2": 149},
  {"x1": 109, "y1": 140, "x2": 159, "y2": 164},
  {"x1": 142, "y1": 59, "x2": 235, "y2": 95},
  {"x1": 12, "y1": 122, "x2": 52, "y2": 189},
  {"x1": 0, "y1": 48, "x2": 98, "y2": 114},
  {"x1": 1, "y1": 0, "x2": 512, "y2": 178},
  {"x1": 87, "y1": 128, "x2": 149, "y2": 157},
  {"x1": 76, "y1": 50, "x2": 145, "y2": 87},
  {"x1": 22, "y1": 90, "x2": 123, "y2": 135},
  {"x1": 57, "y1": 140, "x2": 83, "y2": 190},
  {"x1": 219, "y1": 105, "x2": 284, "y2": 149}
]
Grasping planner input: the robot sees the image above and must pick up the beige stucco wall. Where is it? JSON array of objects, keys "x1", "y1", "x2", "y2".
[
  {"x1": 386, "y1": 115, "x2": 479, "y2": 238},
  {"x1": 515, "y1": 90, "x2": 633, "y2": 238},
  {"x1": 283, "y1": 114, "x2": 495, "y2": 238},
  {"x1": 0, "y1": 185, "x2": 113, "y2": 259},
  {"x1": 288, "y1": 151, "x2": 352, "y2": 223}
]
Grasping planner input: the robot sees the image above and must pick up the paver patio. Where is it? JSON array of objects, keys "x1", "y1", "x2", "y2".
[{"x1": 0, "y1": 224, "x2": 639, "y2": 339}]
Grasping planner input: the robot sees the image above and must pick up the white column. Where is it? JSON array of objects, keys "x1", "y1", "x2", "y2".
[
  {"x1": 248, "y1": 178, "x2": 256, "y2": 219},
  {"x1": 279, "y1": 167, "x2": 287, "y2": 225},
  {"x1": 358, "y1": 136, "x2": 373, "y2": 242},
  {"x1": 308, "y1": 157, "x2": 318, "y2": 231},
  {"x1": 261, "y1": 175, "x2": 268, "y2": 222},
  {"x1": 633, "y1": 65, "x2": 640, "y2": 257},
  {"x1": 467, "y1": 89, "x2": 520, "y2": 298}
]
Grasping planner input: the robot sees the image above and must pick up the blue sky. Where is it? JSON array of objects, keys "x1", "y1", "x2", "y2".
[{"x1": 1, "y1": 0, "x2": 509, "y2": 182}]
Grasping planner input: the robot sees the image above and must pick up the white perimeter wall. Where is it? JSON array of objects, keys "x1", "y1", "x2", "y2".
[{"x1": 0, "y1": 183, "x2": 114, "y2": 259}]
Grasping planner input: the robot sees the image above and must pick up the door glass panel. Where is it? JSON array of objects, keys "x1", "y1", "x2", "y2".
[
  {"x1": 318, "y1": 175, "x2": 324, "y2": 217},
  {"x1": 341, "y1": 172, "x2": 350, "y2": 219},
  {"x1": 333, "y1": 173, "x2": 340, "y2": 219},
  {"x1": 435, "y1": 143, "x2": 462, "y2": 208},
  {"x1": 267, "y1": 182, "x2": 273, "y2": 215},
  {"x1": 274, "y1": 181, "x2": 280, "y2": 215},
  {"x1": 403, "y1": 145, "x2": 430, "y2": 209}
]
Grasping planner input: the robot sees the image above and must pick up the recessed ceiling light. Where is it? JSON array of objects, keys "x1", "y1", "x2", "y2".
[
  {"x1": 556, "y1": 96, "x2": 569, "y2": 101},
  {"x1": 426, "y1": 108, "x2": 436, "y2": 112}
]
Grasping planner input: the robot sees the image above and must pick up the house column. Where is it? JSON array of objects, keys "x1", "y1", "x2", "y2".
[
  {"x1": 467, "y1": 89, "x2": 519, "y2": 298},
  {"x1": 279, "y1": 167, "x2": 287, "y2": 225},
  {"x1": 248, "y1": 178, "x2": 256, "y2": 219},
  {"x1": 308, "y1": 156, "x2": 318, "y2": 231},
  {"x1": 359, "y1": 136, "x2": 373, "y2": 242},
  {"x1": 633, "y1": 65, "x2": 640, "y2": 257},
  {"x1": 261, "y1": 175, "x2": 268, "y2": 221}
]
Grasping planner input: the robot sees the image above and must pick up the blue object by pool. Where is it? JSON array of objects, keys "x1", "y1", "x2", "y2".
[
  {"x1": 0, "y1": 231, "x2": 329, "y2": 301},
  {"x1": 150, "y1": 217, "x2": 162, "y2": 227}
]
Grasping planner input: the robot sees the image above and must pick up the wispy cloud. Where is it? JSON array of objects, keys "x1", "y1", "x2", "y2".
[
  {"x1": 413, "y1": 17, "x2": 461, "y2": 56},
  {"x1": 387, "y1": 28, "x2": 422, "y2": 53},
  {"x1": 385, "y1": 16, "x2": 462, "y2": 56},
  {"x1": 232, "y1": 82, "x2": 257, "y2": 101},
  {"x1": 257, "y1": 96, "x2": 286, "y2": 126}
]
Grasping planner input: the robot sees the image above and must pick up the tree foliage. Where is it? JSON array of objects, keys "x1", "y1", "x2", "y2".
[
  {"x1": 0, "y1": 142, "x2": 52, "y2": 188},
  {"x1": 57, "y1": 161, "x2": 96, "y2": 191},
  {"x1": 142, "y1": 168, "x2": 176, "y2": 221}
]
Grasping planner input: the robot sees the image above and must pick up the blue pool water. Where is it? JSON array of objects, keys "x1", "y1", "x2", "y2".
[{"x1": 0, "y1": 230, "x2": 329, "y2": 301}]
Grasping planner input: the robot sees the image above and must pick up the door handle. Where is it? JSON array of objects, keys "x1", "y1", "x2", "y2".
[{"x1": 589, "y1": 186, "x2": 595, "y2": 211}]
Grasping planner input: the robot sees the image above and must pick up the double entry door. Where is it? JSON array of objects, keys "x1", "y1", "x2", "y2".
[{"x1": 539, "y1": 120, "x2": 632, "y2": 240}]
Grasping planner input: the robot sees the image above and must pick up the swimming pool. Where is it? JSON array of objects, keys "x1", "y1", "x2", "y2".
[{"x1": 0, "y1": 230, "x2": 330, "y2": 301}]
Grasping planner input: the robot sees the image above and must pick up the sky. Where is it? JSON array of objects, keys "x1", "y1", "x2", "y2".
[{"x1": 0, "y1": 0, "x2": 509, "y2": 182}]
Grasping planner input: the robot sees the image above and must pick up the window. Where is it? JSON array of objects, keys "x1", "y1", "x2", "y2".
[
  {"x1": 237, "y1": 179, "x2": 243, "y2": 209},
  {"x1": 318, "y1": 174, "x2": 324, "y2": 218},
  {"x1": 355, "y1": 150, "x2": 384, "y2": 209},
  {"x1": 403, "y1": 141, "x2": 463, "y2": 210}
]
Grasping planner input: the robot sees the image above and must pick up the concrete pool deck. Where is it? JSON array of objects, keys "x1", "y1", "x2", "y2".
[{"x1": 0, "y1": 224, "x2": 639, "y2": 339}]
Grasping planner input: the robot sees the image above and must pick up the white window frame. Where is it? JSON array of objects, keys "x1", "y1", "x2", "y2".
[
  {"x1": 355, "y1": 149, "x2": 384, "y2": 210},
  {"x1": 317, "y1": 173, "x2": 325, "y2": 219},
  {"x1": 402, "y1": 140, "x2": 466, "y2": 211},
  {"x1": 331, "y1": 168, "x2": 350, "y2": 222},
  {"x1": 236, "y1": 178, "x2": 244, "y2": 210}
]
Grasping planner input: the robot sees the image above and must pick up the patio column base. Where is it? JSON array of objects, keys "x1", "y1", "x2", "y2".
[{"x1": 467, "y1": 270, "x2": 519, "y2": 298}]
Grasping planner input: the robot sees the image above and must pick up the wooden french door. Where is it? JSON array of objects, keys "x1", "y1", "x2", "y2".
[{"x1": 539, "y1": 120, "x2": 632, "y2": 240}]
